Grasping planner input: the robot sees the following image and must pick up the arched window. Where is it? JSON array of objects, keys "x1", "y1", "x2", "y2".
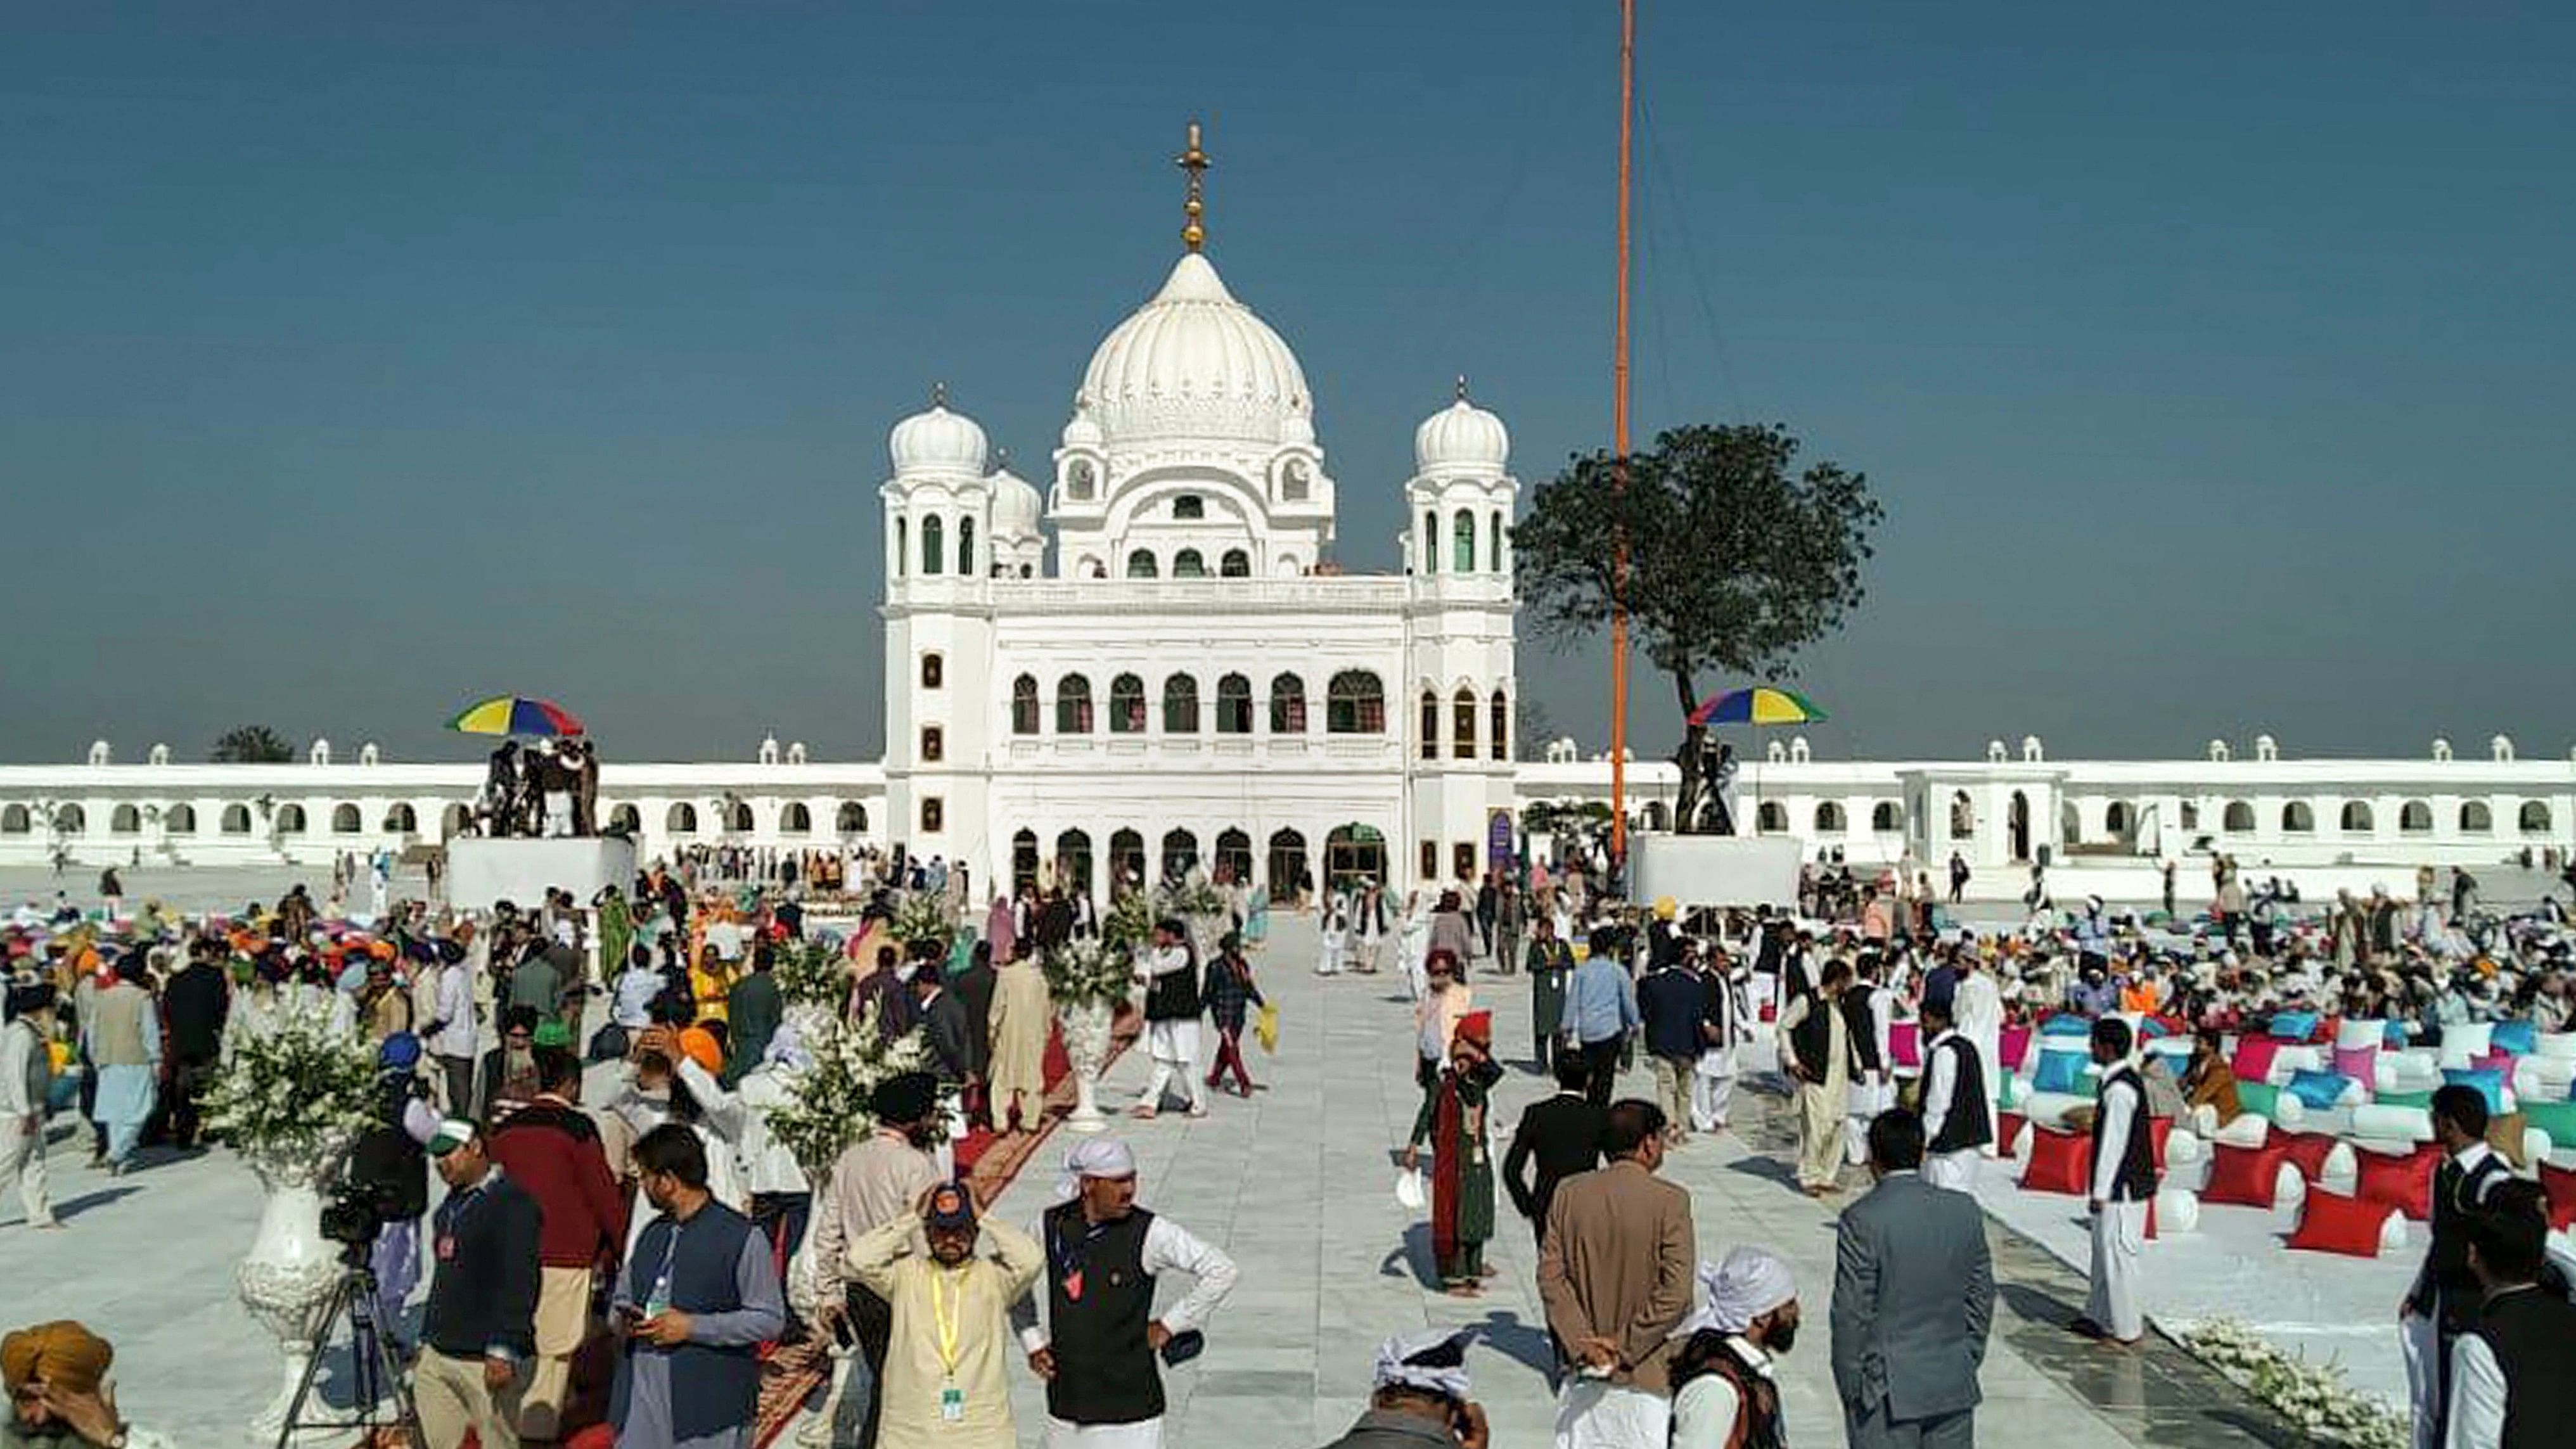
[
  {"x1": 274, "y1": 803, "x2": 305, "y2": 834},
  {"x1": 1109, "y1": 828, "x2": 1146, "y2": 890},
  {"x1": 1269, "y1": 673, "x2": 1307, "y2": 733},
  {"x1": 2400, "y1": 800, "x2": 2432, "y2": 833},
  {"x1": 607, "y1": 803, "x2": 641, "y2": 834},
  {"x1": 1490, "y1": 511, "x2": 1505, "y2": 572},
  {"x1": 2459, "y1": 801, "x2": 2493, "y2": 833},
  {"x1": 1419, "y1": 690, "x2": 1440, "y2": 760},
  {"x1": 921, "y1": 514, "x2": 944, "y2": 575},
  {"x1": 835, "y1": 801, "x2": 868, "y2": 834},
  {"x1": 895, "y1": 516, "x2": 907, "y2": 578},
  {"x1": 1871, "y1": 801, "x2": 1903, "y2": 832},
  {"x1": 920, "y1": 727, "x2": 944, "y2": 763},
  {"x1": 111, "y1": 804, "x2": 141, "y2": 834},
  {"x1": 2224, "y1": 800, "x2": 2255, "y2": 833},
  {"x1": 2338, "y1": 801, "x2": 2373, "y2": 833},
  {"x1": 1163, "y1": 674, "x2": 1200, "y2": 734},
  {"x1": 1948, "y1": 792, "x2": 1975, "y2": 839},
  {"x1": 1453, "y1": 510, "x2": 1477, "y2": 572},
  {"x1": 1055, "y1": 828, "x2": 1094, "y2": 896},
  {"x1": 1220, "y1": 549, "x2": 1250, "y2": 578},
  {"x1": 1110, "y1": 674, "x2": 1147, "y2": 734},
  {"x1": 1452, "y1": 687, "x2": 1477, "y2": 759},
  {"x1": 330, "y1": 803, "x2": 361, "y2": 833},
  {"x1": 1489, "y1": 689, "x2": 1509, "y2": 761},
  {"x1": 166, "y1": 803, "x2": 197, "y2": 834},
  {"x1": 1058, "y1": 674, "x2": 1095, "y2": 734},
  {"x1": 1126, "y1": 549, "x2": 1158, "y2": 579},
  {"x1": 0, "y1": 805, "x2": 27, "y2": 833},
  {"x1": 1215, "y1": 674, "x2": 1253, "y2": 734},
  {"x1": 726, "y1": 800, "x2": 755, "y2": 833},
  {"x1": 1160, "y1": 829, "x2": 1200, "y2": 883},
  {"x1": 1173, "y1": 549, "x2": 1207, "y2": 579},
  {"x1": 2282, "y1": 802, "x2": 2315, "y2": 833},
  {"x1": 2105, "y1": 801, "x2": 2134, "y2": 836},
  {"x1": 2520, "y1": 801, "x2": 2553, "y2": 834},
  {"x1": 1172, "y1": 495, "x2": 1205, "y2": 520},
  {"x1": 781, "y1": 803, "x2": 812, "y2": 834},
  {"x1": 382, "y1": 803, "x2": 416, "y2": 834},
  {"x1": 1328, "y1": 671, "x2": 1384, "y2": 734},
  {"x1": 920, "y1": 797, "x2": 944, "y2": 833},
  {"x1": 221, "y1": 803, "x2": 252, "y2": 835},
  {"x1": 1215, "y1": 827, "x2": 1253, "y2": 886},
  {"x1": 667, "y1": 803, "x2": 698, "y2": 834},
  {"x1": 1422, "y1": 511, "x2": 1439, "y2": 573},
  {"x1": 921, "y1": 653, "x2": 944, "y2": 689},
  {"x1": 1011, "y1": 675, "x2": 1041, "y2": 734},
  {"x1": 956, "y1": 516, "x2": 975, "y2": 576},
  {"x1": 1267, "y1": 828, "x2": 1308, "y2": 903},
  {"x1": 1011, "y1": 828, "x2": 1041, "y2": 895},
  {"x1": 1815, "y1": 802, "x2": 1846, "y2": 833},
  {"x1": 1757, "y1": 802, "x2": 1788, "y2": 833}
]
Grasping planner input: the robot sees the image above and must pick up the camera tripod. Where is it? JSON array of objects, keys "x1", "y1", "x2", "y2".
[{"x1": 272, "y1": 1245, "x2": 422, "y2": 1448}]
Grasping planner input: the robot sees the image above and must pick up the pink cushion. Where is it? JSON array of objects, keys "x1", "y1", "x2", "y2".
[
  {"x1": 2471, "y1": 1050, "x2": 2514, "y2": 1075},
  {"x1": 2233, "y1": 1037, "x2": 2285, "y2": 1083},
  {"x1": 2001, "y1": 1025, "x2": 2034, "y2": 1072},
  {"x1": 1890, "y1": 1022, "x2": 1921, "y2": 1069},
  {"x1": 2333, "y1": 1045, "x2": 2380, "y2": 1088}
]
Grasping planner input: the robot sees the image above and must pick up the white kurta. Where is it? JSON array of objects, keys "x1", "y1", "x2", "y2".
[{"x1": 1953, "y1": 971, "x2": 2006, "y2": 1154}]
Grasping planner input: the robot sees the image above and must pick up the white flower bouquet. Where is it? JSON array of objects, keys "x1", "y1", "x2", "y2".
[
  {"x1": 764, "y1": 1000, "x2": 930, "y2": 1181},
  {"x1": 2180, "y1": 1318, "x2": 2407, "y2": 1449},
  {"x1": 1158, "y1": 879, "x2": 1227, "y2": 922},
  {"x1": 203, "y1": 1006, "x2": 380, "y2": 1172},
  {"x1": 1103, "y1": 888, "x2": 1157, "y2": 954},
  {"x1": 887, "y1": 888, "x2": 956, "y2": 955},
  {"x1": 1042, "y1": 937, "x2": 1134, "y2": 1013},
  {"x1": 771, "y1": 936, "x2": 850, "y2": 1013}
]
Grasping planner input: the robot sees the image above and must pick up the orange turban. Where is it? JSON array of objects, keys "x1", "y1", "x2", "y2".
[
  {"x1": 676, "y1": 1027, "x2": 724, "y2": 1076},
  {"x1": 1, "y1": 1320, "x2": 113, "y2": 1396}
]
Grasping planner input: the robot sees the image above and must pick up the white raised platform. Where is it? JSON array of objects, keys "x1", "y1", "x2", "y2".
[
  {"x1": 444, "y1": 836, "x2": 636, "y2": 912},
  {"x1": 1629, "y1": 833, "x2": 1805, "y2": 908}
]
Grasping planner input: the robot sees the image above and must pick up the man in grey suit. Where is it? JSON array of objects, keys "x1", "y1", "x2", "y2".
[{"x1": 1831, "y1": 1107, "x2": 1994, "y2": 1448}]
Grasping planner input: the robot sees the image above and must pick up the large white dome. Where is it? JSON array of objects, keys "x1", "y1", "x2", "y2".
[
  {"x1": 889, "y1": 398, "x2": 989, "y2": 477},
  {"x1": 1077, "y1": 252, "x2": 1310, "y2": 447},
  {"x1": 1414, "y1": 388, "x2": 1509, "y2": 473}
]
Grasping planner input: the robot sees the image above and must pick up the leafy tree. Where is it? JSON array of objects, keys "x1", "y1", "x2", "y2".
[
  {"x1": 1514, "y1": 695, "x2": 1560, "y2": 762},
  {"x1": 210, "y1": 725, "x2": 294, "y2": 763},
  {"x1": 1514, "y1": 423, "x2": 1881, "y2": 837}
]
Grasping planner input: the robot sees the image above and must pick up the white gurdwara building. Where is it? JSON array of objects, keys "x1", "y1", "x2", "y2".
[{"x1": 4, "y1": 141, "x2": 2573, "y2": 905}]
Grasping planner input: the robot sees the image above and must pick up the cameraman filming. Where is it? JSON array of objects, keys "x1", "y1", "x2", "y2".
[
  {"x1": 1319, "y1": 1327, "x2": 1490, "y2": 1449},
  {"x1": 340, "y1": 1034, "x2": 440, "y2": 1348}
]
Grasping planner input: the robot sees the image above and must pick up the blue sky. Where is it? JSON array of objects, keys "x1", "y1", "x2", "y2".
[{"x1": 5, "y1": 3, "x2": 2570, "y2": 765}]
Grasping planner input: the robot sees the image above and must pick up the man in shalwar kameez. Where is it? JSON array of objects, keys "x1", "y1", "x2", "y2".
[
  {"x1": 985, "y1": 946, "x2": 1052, "y2": 1135},
  {"x1": 1406, "y1": 1011, "x2": 1502, "y2": 1294},
  {"x1": 82, "y1": 955, "x2": 159, "y2": 1174},
  {"x1": 1776, "y1": 961, "x2": 1859, "y2": 1197}
]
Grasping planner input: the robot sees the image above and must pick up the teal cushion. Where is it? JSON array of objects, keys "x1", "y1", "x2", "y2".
[
  {"x1": 2520, "y1": 1098, "x2": 2576, "y2": 1147},
  {"x1": 2374, "y1": 1088, "x2": 2433, "y2": 1109},
  {"x1": 2238, "y1": 1081, "x2": 2282, "y2": 1120},
  {"x1": 2031, "y1": 1049, "x2": 2089, "y2": 1095},
  {"x1": 2442, "y1": 1068, "x2": 2508, "y2": 1116},
  {"x1": 2492, "y1": 1020, "x2": 2538, "y2": 1057},
  {"x1": 2270, "y1": 1011, "x2": 2321, "y2": 1041},
  {"x1": 2287, "y1": 1069, "x2": 2354, "y2": 1111}
]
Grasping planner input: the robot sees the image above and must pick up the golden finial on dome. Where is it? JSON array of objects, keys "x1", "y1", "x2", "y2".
[{"x1": 1176, "y1": 120, "x2": 1210, "y2": 253}]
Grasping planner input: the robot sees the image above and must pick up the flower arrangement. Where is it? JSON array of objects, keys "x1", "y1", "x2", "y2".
[
  {"x1": 203, "y1": 1005, "x2": 380, "y2": 1172},
  {"x1": 1043, "y1": 937, "x2": 1135, "y2": 1013},
  {"x1": 771, "y1": 936, "x2": 850, "y2": 1013},
  {"x1": 2180, "y1": 1318, "x2": 2406, "y2": 1449},
  {"x1": 1102, "y1": 888, "x2": 1157, "y2": 954},
  {"x1": 1158, "y1": 878, "x2": 1228, "y2": 922},
  {"x1": 886, "y1": 889, "x2": 956, "y2": 956},
  {"x1": 764, "y1": 1000, "x2": 930, "y2": 1181}
]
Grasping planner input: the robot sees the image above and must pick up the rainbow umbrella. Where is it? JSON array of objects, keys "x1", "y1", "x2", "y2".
[
  {"x1": 447, "y1": 694, "x2": 585, "y2": 737},
  {"x1": 1686, "y1": 686, "x2": 1827, "y2": 728}
]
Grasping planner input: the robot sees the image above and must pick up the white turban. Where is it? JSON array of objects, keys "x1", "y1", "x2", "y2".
[
  {"x1": 1373, "y1": 1325, "x2": 1478, "y2": 1401},
  {"x1": 1674, "y1": 1247, "x2": 1796, "y2": 1339},
  {"x1": 1054, "y1": 1138, "x2": 1137, "y2": 1198}
]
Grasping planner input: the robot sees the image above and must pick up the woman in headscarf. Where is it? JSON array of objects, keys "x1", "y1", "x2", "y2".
[
  {"x1": 1401, "y1": 1011, "x2": 1500, "y2": 1296},
  {"x1": 986, "y1": 894, "x2": 1017, "y2": 967}
]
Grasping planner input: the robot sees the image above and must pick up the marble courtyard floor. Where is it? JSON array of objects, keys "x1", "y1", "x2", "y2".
[{"x1": 0, "y1": 883, "x2": 2309, "y2": 1446}]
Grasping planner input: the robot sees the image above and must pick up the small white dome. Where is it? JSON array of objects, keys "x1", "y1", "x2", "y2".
[
  {"x1": 1060, "y1": 400, "x2": 1103, "y2": 450},
  {"x1": 1414, "y1": 386, "x2": 1509, "y2": 473},
  {"x1": 1078, "y1": 252, "x2": 1310, "y2": 447},
  {"x1": 890, "y1": 395, "x2": 989, "y2": 477},
  {"x1": 991, "y1": 466, "x2": 1043, "y2": 535}
]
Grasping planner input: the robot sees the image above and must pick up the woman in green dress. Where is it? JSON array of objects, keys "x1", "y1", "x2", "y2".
[{"x1": 1403, "y1": 1009, "x2": 1501, "y2": 1295}]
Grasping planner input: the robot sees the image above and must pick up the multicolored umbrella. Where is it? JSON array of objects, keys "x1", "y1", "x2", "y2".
[
  {"x1": 1686, "y1": 686, "x2": 1827, "y2": 728},
  {"x1": 447, "y1": 694, "x2": 585, "y2": 737}
]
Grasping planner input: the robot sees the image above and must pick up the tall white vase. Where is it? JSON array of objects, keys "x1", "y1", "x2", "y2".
[
  {"x1": 236, "y1": 1147, "x2": 348, "y2": 1440},
  {"x1": 1059, "y1": 1001, "x2": 1115, "y2": 1133}
]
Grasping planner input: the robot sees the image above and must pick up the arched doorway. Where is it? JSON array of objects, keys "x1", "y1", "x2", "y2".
[
  {"x1": 1160, "y1": 828, "x2": 1200, "y2": 884},
  {"x1": 1011, "y1": 829, "x2": 1041, "y2": 897},
  {"x1": 1055, "y1": 829, "x2": 1094, "y2": 898},
  {"x1": 1108, "y1": 829, "x2": 1146, "y2": 895},
  {"x1": 1267, "y1": 829, "x2": 1309, "y2": 904},
  {"x1": 1214, "y1": 827, "x2": 1252, "y2": 889},
  {"x1": 1324, "y1": 823, "x2": 1387, "y2": 891},
  {"x1": 2009, "y1": 791, "x2": 2031, "y2": 862}
]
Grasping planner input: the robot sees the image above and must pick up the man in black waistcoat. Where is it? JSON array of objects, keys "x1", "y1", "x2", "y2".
[
  {"x1": 2445, "y1": 1180, "x2": 2576, "y2": 1449},
  {"x1": 1130, "y1": 919, "x2": 1205, "y2": 1120},
  {"x1": 1916, "y1": 997, "x2": 1992, "y2": 1192},
  {"x1": 2402, "y1": 1083, "x2": 2513, "y2": 1449},
  {"x1": 2077, "y1": 1017, "x2": 2157, "y2": 1350},
  {"x1": 610, "y1": 1125, "x2": 786, "y2": 1449},
  {"x1": 1016, "y1": 1138, "x2": 1239, "y2": 1449}
]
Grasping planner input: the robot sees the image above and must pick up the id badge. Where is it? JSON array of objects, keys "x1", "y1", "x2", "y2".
[
  {"x1": 940, "y1": 1384, "x2": 965, "y2": 1422},
  {"x1": 434, "y1": 1234, "x2": 458, "y2": 1263}
]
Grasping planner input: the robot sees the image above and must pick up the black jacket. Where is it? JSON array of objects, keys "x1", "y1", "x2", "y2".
[
  {"x1": 421, "y1": 1170, "x2": 542, "y2": 1363},
  {"x1": 1503, "y1": 1091, "x2": 1608, "y2": 1229},
  {"x1": 952, "y1": 963, "x2": 997, "y2": 1077},
  {"x1": 162, "y1": 963, "x2": 231, "y2": 1061},
  {"x1": 918, "y1": 988, "x2": 973, "y2": 1084}
]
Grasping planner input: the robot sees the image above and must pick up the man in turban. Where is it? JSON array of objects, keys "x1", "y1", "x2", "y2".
[
  {"x1": 1403, "y1": 1011, "x2": 1502, "y2": 1294},
  {"x1": 1317, "y1": 1327, "x2": 1491, "y2": 1449},
  {"x1": 1667, "y1": 1248, "x2": 1800, "y2": 1449},
  {"x1": 4, "y1": 1320, "x2": 170, "y2": 1446}
]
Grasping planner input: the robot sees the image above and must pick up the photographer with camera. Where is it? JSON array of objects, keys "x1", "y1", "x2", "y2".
[{"x1": 339, "y1": 1034, "x2": 440, "y2": 1342}]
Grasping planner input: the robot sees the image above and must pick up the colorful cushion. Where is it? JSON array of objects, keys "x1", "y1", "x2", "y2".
[
  {"x1": 2149, "y1": 1115, "x2": 2174, "y2": 1168},
  {"x1": 2233, "y1": 1038, "x2": 2285, "y2": 1085},
  {"x1": 2375, "y1": 1088, "x2": 2433, "y2": 1110},
  {"x1": 2492, "y1": 1020, "x2": 2538, "y2": 1057},
  {"x1": 2022, "y1": 1127, "x2": 2091, "y2": 1195},
  {"x1": 2031, "y1": 1049, "x2": 2090, "y2": 1095},
  {"x1": 2520, "y1": 1099, "x2": 2576, "y2": 1151},
  {"x1": 2446, "y1": 1023, "x2": 2496, "y2": 1060},
  {"x1": 2288, "y1": 1188, "x2": 2402, "y2": 1258},
  {"x1": 2287, "y1": 1069, "x2": 2354, "y2": 1112},
  {"x1": 1998, "y1": 1110, "x2": 2028, "y2": 1152},
  {"x1": 2001, "y1": 1026, "x2": 2034, "y2": 1072},
  {"x1": 2205, "y1": 1140, "x2": 2299, "y2": 1209},
  {"x1": 2041, "y1": 1013, "x2": 2092, "y2": 1037},
  {"x1": 2333, "y1": 1045, "x2": 2380, "y2": 1089},
  {"x1": 2384, "y1": 1021, "x2": 2412, "y2": 1050},
  {"x1": 2537, "y1": 1161, "x2": 2576, "y2": 1233},
  {"x1": 2236, "y1": 1080, "x2": 2281, "y2": 1120},
  {"x1": 2354, "y1": 1144, "x2": 2441, "y2": 1220},
  {"x1": 2443, "y1": 1068, "x2": 2509, "y2": 1116},
  {"x1": 2270, "y1": 1011, "x2": 2321, "y2": 1042},
  {"x1": 1889, "y1": 1022, "x2": 1921, "y2": 1069},
  {"x1": 2471, "y1": 1050, "x2": 2514, "y2": 1076},
  {"x1": 2279, "y1": 1130, "x2": 2343, "y2": 1184}
]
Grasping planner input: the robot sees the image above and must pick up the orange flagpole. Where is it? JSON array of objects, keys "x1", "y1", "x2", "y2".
[{"x1": 1609, "y1": 0, "x2": 1636, "y2": 875}]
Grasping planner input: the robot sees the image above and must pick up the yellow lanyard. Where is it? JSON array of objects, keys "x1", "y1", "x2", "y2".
[{"x1": 928, "y1": 1261, "x2": 970, "y2": 1377}]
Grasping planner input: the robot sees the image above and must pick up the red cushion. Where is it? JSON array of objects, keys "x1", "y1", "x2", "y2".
[
  {"x1": 2205, "y1": 1140, "x2": 2295, "y2": 1208},
  {"x1": 2539, "y1": 1161, "x2": 2576, "y2": 1233},
  {"x1": 2233, "y1": 1038, "x2": 2284, "y2": 1083},
  {"x1": 2023, "y1": 1127, "x2": 2091, "y2": 1195},
  {"x1": 2149, "y1": 1116, "x2": 2174, "y2": 1169},
  {"x1": 2317, "y1": 1015, "x2": 2342, "y2": 1046},
  {"x1": 2355, "y1": 1145, "x2": 2442, "y2": 1221},
  {"x1": 2145, "y1": 1192, "x2": 2160, "y2": 1241},
  {"x1": 2280, "y1": 1130, "x2": 2342, "y2": 1184},
  {"x1": 2287, "y1": 1187, "x2": 2397, "y2": 1258},
  {"x1": 564, "y1": 1429, "x2": 616, "y2": 1449},
  {"x1": 1998, "y1": 1110, "x2": 2027, "y2": 1148}
]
